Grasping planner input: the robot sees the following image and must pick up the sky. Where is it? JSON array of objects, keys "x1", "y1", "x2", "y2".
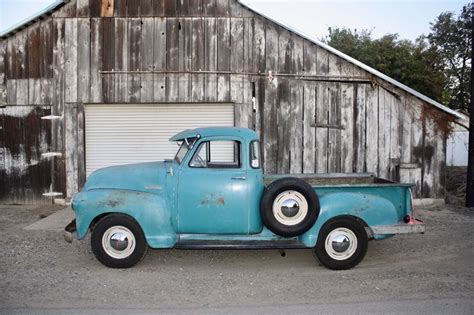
[{"x1": 0, "y1": 0, "x2": 467, "y2": 41}]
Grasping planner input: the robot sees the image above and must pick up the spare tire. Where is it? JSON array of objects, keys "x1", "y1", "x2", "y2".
[{"x1": 260, "y1": 177, "x2": 320, "y2": 237}]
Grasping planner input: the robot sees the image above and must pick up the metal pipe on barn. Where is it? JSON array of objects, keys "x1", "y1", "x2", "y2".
[{"x1": 466, "y1": 5, "x2": 474, "y2": 208}]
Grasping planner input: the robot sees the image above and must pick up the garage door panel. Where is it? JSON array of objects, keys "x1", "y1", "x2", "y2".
[{"x1": 85, "y1": 103, "x2": 234, "y2": 176}]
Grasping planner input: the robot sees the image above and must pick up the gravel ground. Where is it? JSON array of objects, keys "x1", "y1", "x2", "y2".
[{"x1": 0, "y1": 204, "x2": 473, "y2": 314}]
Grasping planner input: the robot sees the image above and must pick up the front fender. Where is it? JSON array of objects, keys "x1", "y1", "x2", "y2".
[
  {"x1": 72, "y1": 189, "x2": 177, "y2": 248},
  {"x1": 299, "y1": 192, "x2": 399, "y2": 247}
]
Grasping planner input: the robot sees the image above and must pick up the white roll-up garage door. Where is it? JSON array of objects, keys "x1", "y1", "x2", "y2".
[{"x1": 85, "y1": 103, "x2": 234, "y2": 176}]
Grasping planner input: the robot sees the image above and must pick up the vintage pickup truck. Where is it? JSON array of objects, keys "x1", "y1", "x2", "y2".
[{"x1": 65, "y1": 127, "x2": 425, "y2": 270}]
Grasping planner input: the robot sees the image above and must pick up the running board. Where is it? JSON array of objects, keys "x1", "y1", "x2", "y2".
[{"x1": 175, "y1": 239, "x2": 307, "y2": 250}]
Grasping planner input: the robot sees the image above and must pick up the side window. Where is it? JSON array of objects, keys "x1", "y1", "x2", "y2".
[
  {"x1": 190, "y1": 140, "x2": 241, "y2": 169},
  {"x1": 250, "y1": 141, "x2": 261, "y2": 169}
]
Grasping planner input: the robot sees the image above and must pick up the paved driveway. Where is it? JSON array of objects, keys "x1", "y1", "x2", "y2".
[{"x1": 0, "y1": 204, "x2": 473, "y2": 314}]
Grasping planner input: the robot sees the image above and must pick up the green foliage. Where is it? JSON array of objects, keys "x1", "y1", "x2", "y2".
[
  {"x1": 323, "y1": 28, "x2": 446, "y2": 104},
  {"x1": 428, "y1": 3, "x2": 472, "y2": 112},
  {"x1": 323, "y1": 3, "x2": 472, "y2": 112}
]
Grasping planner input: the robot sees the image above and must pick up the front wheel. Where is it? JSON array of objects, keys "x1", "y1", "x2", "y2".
[
  {"x1": 314, "y1": 218, "x2": 368, "y2": 270},
  {"x1": 91, "y1": 214, "x2": 148, "y2": 268}
]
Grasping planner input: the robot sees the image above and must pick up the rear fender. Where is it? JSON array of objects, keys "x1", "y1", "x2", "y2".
[
  {"x1": 72, "y1": 189, "x2": 177, "y2": 248},
  {"x1": 299, "y1": 192, "x2": 398, "y2": 247}
]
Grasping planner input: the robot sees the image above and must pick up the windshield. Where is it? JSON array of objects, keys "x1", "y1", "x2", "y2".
[{"x1": 174, "y1": 137, "x2": 197, "y2": 164}]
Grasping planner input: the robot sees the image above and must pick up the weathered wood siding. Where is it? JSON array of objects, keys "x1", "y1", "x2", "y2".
[{"x1": 0, "y1": 0, "x2": 449, "y2": 202}]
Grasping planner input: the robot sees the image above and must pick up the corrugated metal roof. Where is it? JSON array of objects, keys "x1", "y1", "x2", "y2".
[
  {"x1": 0, "y1": 0, "x2": 67, "y2": 39},
  {"x1": 238, "y1": 0, "x2": 464, "y2": 121}
]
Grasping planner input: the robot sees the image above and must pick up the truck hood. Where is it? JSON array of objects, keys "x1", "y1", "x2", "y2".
[{"x1": 83, "y1": 161, "x2": 172, "y2": 194}]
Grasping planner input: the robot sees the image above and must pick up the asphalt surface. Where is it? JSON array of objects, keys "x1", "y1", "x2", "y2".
[{"x1": 1, "y1": 204, "x2": 473, "y2": 314}]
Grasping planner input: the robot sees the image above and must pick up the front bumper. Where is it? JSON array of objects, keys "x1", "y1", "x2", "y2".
[
  {"x1": 371, "y1": 218, "x2": 425, "y2": 235},
  {"x1": 63, "y1": 219, "x2": 77, "y2": 243}
]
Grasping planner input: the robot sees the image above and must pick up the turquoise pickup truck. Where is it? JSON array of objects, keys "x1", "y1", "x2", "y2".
[{"x1": 65, "y1": 127, "x2": 424, "y2": 270}]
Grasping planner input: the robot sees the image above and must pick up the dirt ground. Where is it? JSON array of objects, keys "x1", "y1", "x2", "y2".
[{"x1": 0, "y1": 204, "x2": 473, "y2": 314}]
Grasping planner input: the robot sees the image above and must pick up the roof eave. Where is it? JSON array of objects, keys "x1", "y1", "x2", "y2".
[{"x1": 0, "y1": 0, "x2": 67, "y2": 40}]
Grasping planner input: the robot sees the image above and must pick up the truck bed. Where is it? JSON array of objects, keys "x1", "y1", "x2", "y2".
[{"x1": 264, "y1": 173, "x2": 401, "y2": 186}]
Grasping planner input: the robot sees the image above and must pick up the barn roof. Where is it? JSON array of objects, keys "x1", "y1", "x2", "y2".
[{"x1": 0, "y1": 0, "x2": 465, "y2": 123}]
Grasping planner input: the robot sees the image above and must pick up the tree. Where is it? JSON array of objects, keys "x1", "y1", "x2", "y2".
[
  {"x1": 323, "y1": 28, "x2": 447, "y2": 104},
  {"x1": 428, "y1": 3, "x2": 472, "y2": 112}
]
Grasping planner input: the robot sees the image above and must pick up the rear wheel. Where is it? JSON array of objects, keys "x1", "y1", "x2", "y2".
[
  {"x1": 91, "y1": 214, "x2": 148, "y2": 268},
  {"x1": 314, "y1": 218, "x2": 368, "y2": 270}
]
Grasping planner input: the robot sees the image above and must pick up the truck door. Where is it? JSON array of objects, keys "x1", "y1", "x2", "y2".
[{"x1": 177, "y1": 139, "x2": 249, "y2": 234}]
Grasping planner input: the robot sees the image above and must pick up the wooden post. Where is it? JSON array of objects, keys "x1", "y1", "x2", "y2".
[{"x1": 466, "y1": 6, "x2": 474, "y2": 207}]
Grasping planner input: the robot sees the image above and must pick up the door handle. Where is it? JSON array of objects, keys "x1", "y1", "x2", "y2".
[{"x1": 231, "y1": 176, "x2": 246, "y2": 180}]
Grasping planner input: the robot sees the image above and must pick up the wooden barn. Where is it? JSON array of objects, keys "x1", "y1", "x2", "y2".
[{"x1": 0, "y1": 0, "x2": 464, "y2": 204}]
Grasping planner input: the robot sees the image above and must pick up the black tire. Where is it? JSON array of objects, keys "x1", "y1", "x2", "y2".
[
  {"x1": 314, "y1": 217, "x2": 368, "y2": 270},
  {"x1": 260, "y1": 177, "x2": 320, "y2": 237},
  {"x1": 91, "y1": 214, "x2": 148, "y2": 268}
]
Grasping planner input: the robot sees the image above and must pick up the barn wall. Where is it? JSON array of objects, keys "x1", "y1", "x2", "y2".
[{"x1": 0, "y1": 0, "x2": 448, "y2": 201}]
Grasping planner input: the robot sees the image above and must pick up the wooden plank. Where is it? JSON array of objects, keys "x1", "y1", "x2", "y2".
[
  {"x1": 180, "y1": 0, "x2": 202, "y2": 16},
  {"x1": 16, "y1": 79, "x2": 28, "y2": 105},
  {"x1": 140, "y1": 0, "x2": 154, "y2": 16},
  {"x1": 164, "y1": 0, "x2": 178, "y2": 16},
  {"x1": 400, "y1": 93, "x2": 412, "y2": 165},
  {"x1": 64, "y1": 103, "x2": 78, "y2": 197},
  {"x1": 230, "y1": 18, "x2": 244, "y2": 111},
  {"x1": 0, "y1": 41, "x2": 7, "y2": 104},
  {"x1": 89, "y1": 0, "x2": 101, "y2": 17},
  {"x1": 409, "y1": 99, "x2": 423, "y2": 196},
  {"x1": 114, "y1": 18, "x2": 128, "y2": 103},
  {"x1": 39, "y1": 19, "x2": 53, "y2": 79},
  {"x1": 128, "y1": 18, "x2": 141, "y2": 102},
  {"x1": 100, "y1": 0, "x2": 114, "y2": 17},
  {"x1": 203, "y1": 0, "x2": 216, "y2": 16},
  {"x1": 101, "y1": 18, "x2": 115, "y2": 103},
  {"x1": 204, "y1": 17, "x2": 217, "y2": 101},
  {"x1": 255, "y1": 78, "x2": 265, "y2": 139},
  {"x1": 252, "y1": 18, "x2": 265, "y2": 73},
  {"x1": 141, "y1": 18, "x2": 155, "y2": 102},
  {"x1": 217, "y1": 18, "x2": 230, "y2": 101},
  {"x1": 114, "y1": 0, "x2": 127, "y2": 16},
  {"x1": 365, "y1": 85, "x2": 379, "y2": 174},
  {"x1": 276, "y1": 79, "x2": 290, "y2": 174},
  {"x1": 152, "y1": 0, "x2": 164, "y2": 16},
  {"x1": 76, "y1": 0, "x2": 90, "y2": 17},
  {"x1": 315, "y1": 83, "x2": 328, "y2": 173},
  {"x1": 353, "y1": 84, "x2": 366, "y2": 172},
  {"x1": 389, "y1": 92, "x2": 402, "y2": 180},
  {"x1": 127, "y1": 0, "x2": 140, "y2": 16},
  {"x1": 16, "y1": 30, "x2": 29, "y2": 79},
  {"x1": 378, "y1": 88, "x2": 390, "y2": 179},
  {"x1": 302, "y1": 81, "x2": 316, "y2": 173},
  {"x1": 39, "y1": 78, "x2": 52, "y2": 105},
  {"x1": 327, "y1": 83, "x2": 341, "y2": 172},
  {"x1": 243, "y1": 17, "x2": 253, "y2": 73},
  {"x1": 6, "y1": 80, "x2": 17, "y2": 104},
  {"x1": 180, "y1": 18, "x2": 192, "y2": 102},
  {"x1": 303, "y1": 39, "x2": 317, "y2": 75},
  {"x1": 27, "y1": 24, "x2": 41, "y2": 79},
  {"x1": 422, "y1": 114, "x2": 436, "y2": 198},
  {"x1": 263, "y1": 78, "x2": 278, "y2": 174},
  {"x1": 77, "y1": 18, "x2": 91, "y2": 104},
  {"x1": 28, "y1": 79, "x2": 42, "y2": 105},
  {"x1": 191, "y1": 17, "x2": 205, "y2": 102},
  {"x1": 153, "y1": 18, "x2": 167, "y2": 102},
  {"x1": 340, "y1": 83, "x2": 354, "y2": 173},
  {"x1": 316, "y1": 46, "x2": 329, "y2": 75},
  {"x1": 52, "y1": 18, "x2": 65, "y2": 150},
  {"x1": 90, "y1": 18, "x2": 102, "y2": 103},
  {"x1": 166, "y1": 18, "x2": 180, "y2": 102},
  {"x1": 289, "y1": 81, "x2": 303, "y2": 174},
  {"x1": 215, "y1": 0, "x2": 229, "y2": 16}
]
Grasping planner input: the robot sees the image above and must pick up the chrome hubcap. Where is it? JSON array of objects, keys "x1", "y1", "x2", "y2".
[
  {"x1": 102, "y1": 226, "x2": 136, "y2": 259},
  {"x1": 272, "y1": 190, "x2": 308, "y2": 226},
  {"x1": 325, "y1": 228, "x2": 357, "y2": 261},
  {"x1": 281, "y1": 199, "x2": 300, "y2": 217}
]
